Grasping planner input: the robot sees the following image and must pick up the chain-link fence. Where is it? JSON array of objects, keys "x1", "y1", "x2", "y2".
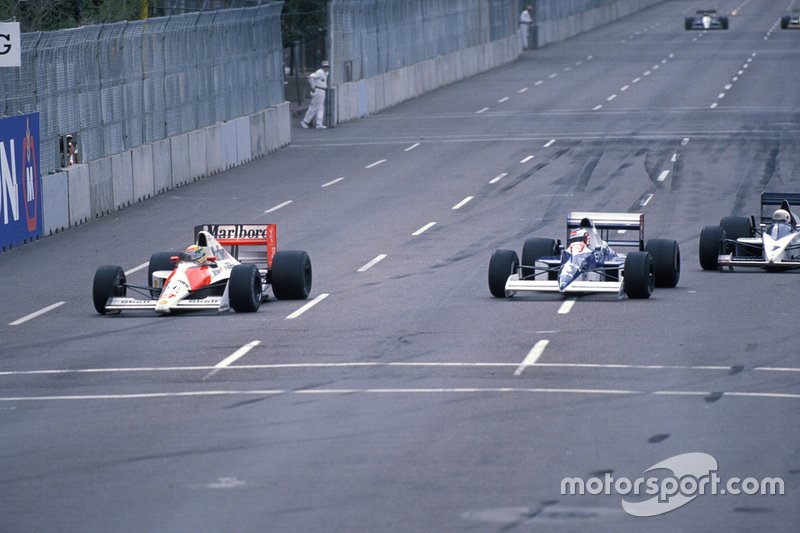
[
  {"x1": 328, "y1": 0, "x2": 517, "y2": 85},
  {"x1": 0, "y1": 3, "x2": 284, "y2": 175}
]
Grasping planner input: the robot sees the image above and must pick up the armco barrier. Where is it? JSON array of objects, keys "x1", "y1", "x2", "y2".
[
  {"x1": 88, "y1": 156, "x2": 114, "y2": 217},
  {"x1": 235, "y1": 117, "x2": 252, "y2": 165},
  {"x1": 111, "y1": 151, "x2": 134, "y2": 210},
  {"x1": 42, "y1": 171, "x2": 69, "y2": 235},
  {"x1": 170, "y1": 133, "x2": 190, "y2": 187},
  {"x1": 222, "y1": 121, "x2": 237, "y2": 170},
  {"x1": 66, "y1": 164, "x2": 90, "y2": 226},
  {"x1": 152, "y1": 138, "x2": 172, "y2": 193},
  {"x1": 187, "y1": 129, "x2": 208, "y2": 181},
  {"x1": 132, "y1": 144, "x2": 155, "y2": 201}
]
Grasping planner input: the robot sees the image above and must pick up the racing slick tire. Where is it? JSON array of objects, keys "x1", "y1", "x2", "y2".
[
  {"x1": 720, "y1": 16, "x2": 728, "y2": 29},
  {"x1": 488, "y1": 249, "x2": 519, "y2": 298},
  {"x1": 781, "y1": 16, "x2": 790, "y2": 29},
  {"x1": 521, "y1": 238, "x2": 558, "y2": 280},
  {"x1": 271, "y1": 250, "x2": 312, "y2": 300},
  {"x1": 684, "y1": 17, "x2": 693, "y2": 30},
  {"x1": 699, "y1": 225, "x2": 726, "y2": 270},
  {"x1": 93, "y1": 265, "x2": 127, "y2": 315},
  {"x1": 645, "y1": 239, "x2": 681, "y2": 288},
  {"x1": 719, "y1": 216, "x2": 753, "y2": 254},
  {"x1": 623, "y1": 252, "x2": 654, "y2": 299},
  {"x1": 229, "y1": 264, "x2": 263, "y2": 312},
  {"x1": 148, "y1": 251, "x2": 179, "y2": 298}
]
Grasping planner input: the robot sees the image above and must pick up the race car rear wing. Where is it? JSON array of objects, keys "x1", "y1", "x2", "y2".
[
  {"x1": 567, "y1": 212, "x2": 644, "y2": 249},
  {"x1": 760, "y1": 193, "x2": 800, "y2": 226},
  {"x1": 194, "y1": 224, "x2": 277, "y2": 268}
]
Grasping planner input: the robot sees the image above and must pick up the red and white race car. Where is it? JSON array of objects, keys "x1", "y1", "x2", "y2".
[{"x1": 93, "y1": 224, "x2": 312, "y2": 314}]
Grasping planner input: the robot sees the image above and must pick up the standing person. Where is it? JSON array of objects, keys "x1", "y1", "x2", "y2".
[
  {"x1": 519, "y1": 5, "x2": 533, "y2": 50},
  {"x1": 301, "y1": 60, "x2": 330, "y2": 129}
]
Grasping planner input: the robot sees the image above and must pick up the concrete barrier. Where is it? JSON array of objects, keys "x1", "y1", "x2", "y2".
[
  {"x1": 250, "y1": 111, "x2": 266, "y2": 159},
  {"x1": 152, "y1": 138, "x2": 172, "y2": 193},
  {"x1": 235, "y1": 117, "x2": 251, "y2": 165},
  {"x1": 222, "y1": 121, "x2": 237, "y2": 170},
  {"x1": 205, "y1": 124, "x2": 224, "y2": 175},
  {"x1": 66, "y1": 164, "x2": 90, "y2": 226},
  {"x1": 187, "y1": 128, "x2": 207, "y2": 181},
  {"x1": 276, "y1": 102, "x2": 290, "y2": 148},
  {"x1": 88, "y1": 156, "x2": 114, "y2": 217},
  {"x1": 111, "y1": 151, "x2": 134, "y2": 210},
  {"x1": 42, "y1": 171, "x2": 69, "y2": 235},
  {"x1": 170, "y1": 133, "x2": 190, "y2": 187},
  {"x1": 263, "y1": 107, "x2": 277, "y2": 154},
  {"x1": 132, "y1": 144, "x2": 155, "y2": 201}
]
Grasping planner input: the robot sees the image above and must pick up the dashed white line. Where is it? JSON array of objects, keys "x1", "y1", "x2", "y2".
[
  {"x1": 738, "y1": 70, "x2": 744, "y2": 75},
  {"x1": 657, "y1": 170, "x2": 670, "y2": 182},
  {"x1": 365, "y1": 159, "x2": 386, "y2": 169},
  {"x1": 264, "y1": 200, "x2": 293, "y2": 214},
  {"x1": 125, "y1": 262, "x2": 149, "y2": 276},
  {"x1": 412, "y1": 222, "x2": 436, "y2": 236},
  {"x1": 534, "y1": 80, "x2": 543, "y2": 86},
  {"x1": 682, "y1": 137, "x2": 690, "y2": 146},
  {"x1": 669, "y1": 53, "x2": 674, "y2": 59},
  {"x1": 563, "y1": 66, "x2": 572, "y2": 72},
  {"x1": 205, "y1": 340, "x2": 261, "y2": 379},
  {"x1": 620, "y1": 85, "x2": 630, "y2": 92},
  {"x1": 489, "y1": 172, "x2": 507, "y2": 184},
  {"x1": 498, "y1": 97, "x2": 510, "y2": 103},
  {"x1": 557, "y1": 299, "x2": 576, "y2": 315},
  {"x1": 671, "y1": 153, "x2": 679, "y2": 163},
  {"x1": 520, "y1": 155, "x2": 535, "y2": 164},
  {"x1": 652, "y1": 65, "x2": 659, "y2": 70},
  {"x1": 9, "y1": 302, "x2": 66, "y2": 326},
  {"x1": 544, "y1": 139, "x2": 556, "y2": 148},
  {"x1": 632, "y1": 77, "x2": 641, "y2": 83},
  {"x1": 357, "y1": 254, "x2": 387, "y2": 273},
  {"x1": 644, "y1": 70, "x2": 651, "y2": 76},
  {"x1": 607, "y1": 94, "x2": 617, "y2": 102},
  {"x1": 593, "y1": 105, "x2": 603, "y2": 111},
  {"x1": 548, "y1": 73, "x2": 558, "y2": 79},
  {"x1": 286, "y1": 293, "x2": 329, "y2": 320},
  {"x1": 404, "y1": 143, "x2": 420, "y2": 152},
  {"x1": 514, "y1": 340, "x2": 550, "y2": 376},
  {"x1": 724, "y1": 84, "x2": 732, "y2": 90},
  {"x1": 517, "y1": 87, "x2": 529, "y2": 94},
  {"x1": 476, "y1": 107, "x2": 490, "y2": 114},
  {"x1": 640, "y1": 194, "x2": 654, "y2": 207},
  {"x1": 718, "y1": 93, "x2": 725, "y2": 99},
  {"x1": 452, "y1": 196, "x2": 474, "y2": 210},
  {"x1": 710, "y1": 102, "x2": 718, "y2": 109},
  {"x1": 321, "y1": 177, "x2": 344, "y2": 187},
  {"x1": 732, "y1": 76, "x2": 739, "y2": 82},
  {"x1": 575, "y1": 61, "x2": 583, "y2": 66}
]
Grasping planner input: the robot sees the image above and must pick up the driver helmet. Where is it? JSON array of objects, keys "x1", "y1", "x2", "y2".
[
  {"x1": 772, "y1": 209, "x2": 791, "y2": 224},
  {"x1": 184, "y1": 244, "x2": 209, "y2": 263},
  {"x1": 568, "y1": 228, "x2": 589, "y2": 245}
]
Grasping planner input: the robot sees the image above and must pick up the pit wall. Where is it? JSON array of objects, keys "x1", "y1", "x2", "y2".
[{"x1": 40, "y1": 102, "x2": 290, "y2": 236}]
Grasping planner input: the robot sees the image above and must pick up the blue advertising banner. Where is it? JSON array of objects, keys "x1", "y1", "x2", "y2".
[{"x1": 0, "y1": 113, "x2": 42, "y2": 250}]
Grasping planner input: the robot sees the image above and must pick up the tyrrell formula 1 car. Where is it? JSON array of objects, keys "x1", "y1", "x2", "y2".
[
  {"x1": 488, "y1": 212, "x2": 680, "y2": 300},
  {"x1": 781, "y1": 9, "x2": 800, "y2": 29},
  {"x1": 699, "y1": 193, "x2": 800, "y2": 271},
  {"x1": 93, "y1": 224, "x2": 312, "y2": 314},
  {"x1": 685, "y1": 10, "x2": 729, "y2": 30}
]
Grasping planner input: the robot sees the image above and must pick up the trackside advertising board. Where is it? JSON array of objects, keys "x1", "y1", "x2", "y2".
[{"x1": 0, "y1": 113, "x2": 42, "y2": 250}]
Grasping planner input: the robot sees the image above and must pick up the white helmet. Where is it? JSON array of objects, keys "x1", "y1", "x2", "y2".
[{"x1": 772, "y1": 209, "x2": 791, "y2": 224}]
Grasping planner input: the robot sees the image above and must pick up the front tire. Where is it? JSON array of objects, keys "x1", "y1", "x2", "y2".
[
  {"x1": 229, "y1": 264, "x2": 263, "y2": 312},
  {"x1": 623, "y1": 252, "x2": 654, "y2": 299},
  {"x1": 271, "y1": 250, "x2": 312, "y2": 300},
  {"x1": 521, "y1": 238, "x2": 558, "y2": 280},
  {"x1": 488, "y1": 249, "x2": 519, "y2": 298},
  {"x1": 720, "y1": 16, "x2": 728, "y2": 29},
  {"x1": 699, "y1": 225, "x2": 725, "y2": 270},
  {"x1": 781, "y1": 16, "x2": 790, "y2": 29},
  {"x1": 685, "y1": 17, "x2": 693, "y2": 30},
  {"x1": 645, "y1": 239, "x2": 680, "y2": 288},
  {"x1": 93, "y1": 265, "x2": 126, "y2": 314}
]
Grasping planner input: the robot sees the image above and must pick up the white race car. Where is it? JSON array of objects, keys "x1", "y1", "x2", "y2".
[
  {"x1": 685, "y1": 10, "x2": 729, "y2": 30},
  {"x1": 93, "y1": 224, "x2": 312, "y2": 314},
  {"x1": 699, "y1": 193, "x2": 800, "y2": 271}
]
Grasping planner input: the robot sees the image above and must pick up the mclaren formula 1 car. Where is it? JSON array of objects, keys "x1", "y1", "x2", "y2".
[
  {"x1": 781, "y1": 9, "x2": 800, "y2": 29},
  {"x1": 488, "y1": 212, "x2": 680, "y2": 300},
  {"x1": 93, "y1": 224, "x2": 312, "y2": 314},
  {"x1": 699, "y1": 193, "x2": 800, "y2": 271},
  {"x1": 685, "y1": 10, "x2": 729, "y2": 30}
]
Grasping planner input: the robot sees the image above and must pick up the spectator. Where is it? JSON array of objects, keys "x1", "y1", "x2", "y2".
[
  {"x1": 301, "y1": 60, "x2": 330, "y2": 129},
  {"x1": 66, "y1": 135, "x2": 79, "y2": 166},
  {"x1": 519, "y1": 5, "x2": 533, "y2": 50}
]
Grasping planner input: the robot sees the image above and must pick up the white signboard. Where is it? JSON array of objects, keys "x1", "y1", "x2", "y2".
[{"x1": 0, "y1": 22, "x2": 21, "y2": 68}]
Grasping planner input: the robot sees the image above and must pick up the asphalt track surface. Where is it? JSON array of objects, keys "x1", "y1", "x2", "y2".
[{"x1": 2, "y1": 1, "x2": 800, "y2": 531}]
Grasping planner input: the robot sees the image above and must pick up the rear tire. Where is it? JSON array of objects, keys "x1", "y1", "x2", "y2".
[
  {"x1": 488, "y1": 249, "x2": 519, "y2": 298},
  {"x1": 229, "y1": 264, "x2": 262, "y2": 312},
  {"x1": 93, "y1": 265, "x2": 126, "y2": 315},
  {"x1": 623, "y1": 252, "x2": 654, "y2": 299},
  {"x1": 685, "y1": 17, "x2": 693, "y2": 30},
  {"x1": 720, "y1": 16, "x2": 728, "y2": 29},
  {"x1": 699, "y1": 225, "x2": 725, "y2": 270},
  {"x1": 271, "y1": 250, "x2": 312, "y2": 300},
  {"x1": 148, "y1": 251, "x2": 179, "y2": 298},
  {"x1": 781, "y1": 16, "x2": 789, "y2": 29},
  {"x1": 719, "y1": 216, "x2": 752, "y2": 254},
  {"x1": 645, "y1": 239, "x2": 680, "y2": 288},
  {"x1": 521, "y1": 238, "x2": 558, "y2": 280}
]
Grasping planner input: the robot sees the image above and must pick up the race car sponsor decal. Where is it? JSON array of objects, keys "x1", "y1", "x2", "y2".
[{"x1": 198, "y1": 224, "x2": 270, "y2": 240}]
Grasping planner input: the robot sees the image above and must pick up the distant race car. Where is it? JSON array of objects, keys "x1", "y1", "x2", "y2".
[
  {"x1": 685, "y1": 10, "x2": 729, "y2": 30},
  {"x1": 699, "y1": 193, "x2": 800, "y2": 271},
  {"x1": 488, "y1": 212, "x2": 680, "y2": 300},
  {"x1": 781, "y1": 9, "x2": 800, "y2": 29},
  {"x1": 93, "y1": 224, "x2": 312, "y2": 314}
]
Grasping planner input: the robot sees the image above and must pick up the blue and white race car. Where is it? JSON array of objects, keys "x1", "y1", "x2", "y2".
[
  {"x1": 488, "y1": 212, "x2": 680, "y2": 300},
  {"x1": 685, "y1": 10, "x2": 729, "y2": 30},
  {"x1": 781, "y1": 9, "x2": 800, "y2": 29}
]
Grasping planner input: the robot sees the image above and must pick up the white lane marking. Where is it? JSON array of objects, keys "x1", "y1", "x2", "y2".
[
  {"x1": 751, "y1": 52, "x2": 757, "y2": 57},
  {"x1": 640, "y1": 194, "x2": 654, "y2": 207},
  {"x1": 514, "y1": 340, "x2": 550, "y2": 376},
  {"x1": 718, "y1": 93, "x2": 725, "y2": 99},
  {"x1": 544, "y1": 139, "x2": 556, "y2": 148},
  {"x1": 737, "y1": 70, "x2": 744, "y2": 75},
  {"x1": 587, "y1": 55, "x2": 593, "y2": 60},
  {"x1": 563, "y1": 66, "x2": 572, "y2": 72},
  {"x1": 452, "y1": 196, "x2": 474, "y2": 210},
  {"x1": 657, "y1": 170, "x2": 670, "y2": 182},
  {"x1": 632, "y1": 77, "x2": 641, "y2": 83},
  {"x1": 9, "y1": 302, "x2": 66, "y2": 326},
  {"x1": 575, "y1": 61, "x2": 583, "y2": 66},
  {"x1": 520, "y1": 155, "x2": 535, "y2": 163},
  {"x1": 732, "y1": 76, "x2": 739, "y2": 82},
  {"x1": 204, "y1": 341, "x2": 261, "y2": 379},
  {"x1": 643, "y1": 70, "x2": 651, "y2": 76},
  {"x1": 671, "y1": 153, "x2": 678, "y2": 162},
  {"x1": 489, "y1": 172, "x2": 507, "y2": 184},
  {"x1": 125, "y1": 262, "x2": 149, "y2": 276},
  {"x1": 5, "y1": 387, "x2": 800, "y2": 402},
  {"x1": 412, "y1": 222, "x2": 436, "y2": 236},
  {"x1": 607, "y1": 94, "x2": 617, "y2": 101},
  {"x1": 620, "y1": 85, "x2": 629, "y2": 92},
  {"x1": 743, "y1": 64, "x2": 749, "y2": 69},
  {"x1": 321, "y1": 177, "x2": 345, "y2": 187},
  {"x1": 557, "y1": 299, "x2": 576, "y2": 315},
  {"x1": 498, "y1": 97, "x2": 510, "y2": 103},
  {"x1": 548, "y1": 73, "x2": 557, "y2": 79},
  {"x1": 669, "y1": 53, "x2": 674, "y2": 58},
  {"x1": 661, "y1": 58, "x2": 668, "y2": 64},
  {"x1": 652, "y1": 65, "x2": 659, "y2": 70},
  {"x1": 264, "y1": 200, "x2": 293, "y2": 213},
  {"x1": 534, "y1": 80, "x2": 543, "y2": 86},
  {"x1": 286, "y1": 293, "x2": 329, "y2": 320},
  {"x1": 404, "y1": 143, "x2": 420, "y2": 152},
  {"x1": 365, "y1": 159, "x2": 386, "y2": 168},
  {"x1": 617, "y1": 230, "x2": 627, "y2": 234},
  {"x1": 682, "y1": 137, "x2": 690, "y2": 146},
  {"x1": 357, "y1": 255, "x2": 387, "y2": 273},
  {"x1": 747, "y1": 57, "x2": 753, "y2": 63},
  {"x1": 710, "y1": 102, "x2": 718, "y2": 109},
  {"x1": 724, "y1": 84, "x2": 732, "y2": 90},
  {"x1": 593, "y1": 105, "x2": 603, "y2": 111},
  {"x1": 476, "y1": 107, "x2": 490, "y2": 114},
  {"x1": 517, "y1": 87, "x2": 529, "y2": 94}
]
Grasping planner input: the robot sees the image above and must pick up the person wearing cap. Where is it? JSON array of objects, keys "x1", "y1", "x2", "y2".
[{"x1": 301, "y1": 60, "x2": 330, "y2": 129}]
